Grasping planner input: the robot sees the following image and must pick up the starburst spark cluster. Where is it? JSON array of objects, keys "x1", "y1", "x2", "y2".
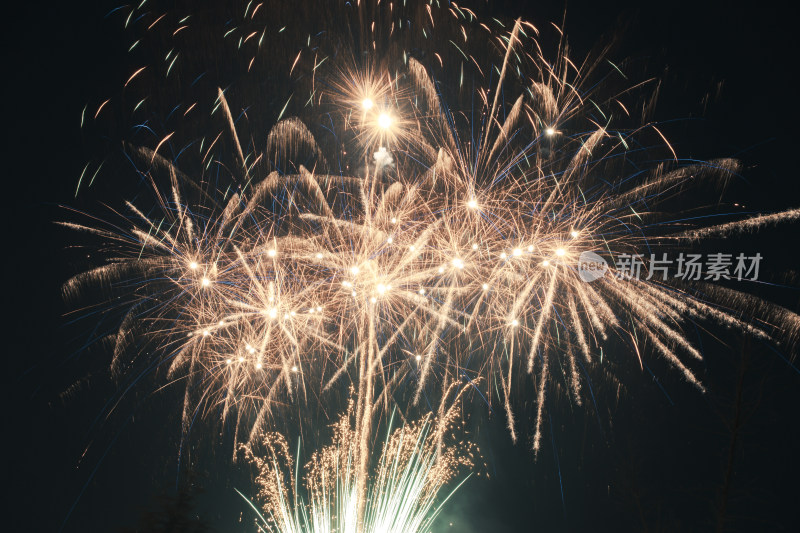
[{"x1": 67, "y1": 0, "x2": 800, "y2": 462}]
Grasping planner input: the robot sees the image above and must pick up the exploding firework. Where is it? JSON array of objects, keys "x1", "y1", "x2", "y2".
[{"x1": 67, "y1": 0, "x2": 799, "y2": 497}]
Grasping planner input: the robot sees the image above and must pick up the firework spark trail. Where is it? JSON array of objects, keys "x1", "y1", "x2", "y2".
[
  {"x1": 240, "y1": 389, "x2": 475, "y2": 533},
  {"x1": 674, "y1": 208, "x2": 800, "y2": 241},
  {"x1": 68, "y1": 1, "x2": 800, "y2": 523}
]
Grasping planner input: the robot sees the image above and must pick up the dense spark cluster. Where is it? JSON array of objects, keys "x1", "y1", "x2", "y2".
[
  {"x1": 68, "y1": 0, "x2": 799, "y2": 469},
  {"x1": 240, "y1": 393, "x2": 474, "y2": 533}
]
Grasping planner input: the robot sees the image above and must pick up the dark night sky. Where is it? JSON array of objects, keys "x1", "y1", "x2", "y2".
[{"x1": 7, "y1": 1, "x2": 800, "y2": 531}]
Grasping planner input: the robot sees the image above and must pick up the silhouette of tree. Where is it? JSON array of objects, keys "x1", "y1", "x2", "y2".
[{"x1": 119, "y1": 472, "x2": 214, "y2": 533}]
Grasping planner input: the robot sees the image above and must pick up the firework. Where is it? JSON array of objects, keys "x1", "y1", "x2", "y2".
[
  {"x1": 68, "y1": 0, "x2": 799, "y2": 493},
  {"x1": 237, "y1": 391, "x2": 473, "y2": 533}
]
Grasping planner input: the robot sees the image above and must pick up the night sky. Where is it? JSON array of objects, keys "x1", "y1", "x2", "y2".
[{"x1": 8, "y1": 1, "x2": 800, "y2": 531}]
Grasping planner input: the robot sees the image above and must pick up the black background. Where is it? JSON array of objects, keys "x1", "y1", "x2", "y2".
[{"x1": 7, "y1": 1, "x2": 800, "y2": 531}]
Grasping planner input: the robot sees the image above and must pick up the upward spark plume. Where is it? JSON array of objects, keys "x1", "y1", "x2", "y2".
[
  {"x1": 69, "y1": 0, "x2": 799, "y2": 506},
  {"x1": 240, "y1": 397, "x2": 474, "y2": 533}
]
